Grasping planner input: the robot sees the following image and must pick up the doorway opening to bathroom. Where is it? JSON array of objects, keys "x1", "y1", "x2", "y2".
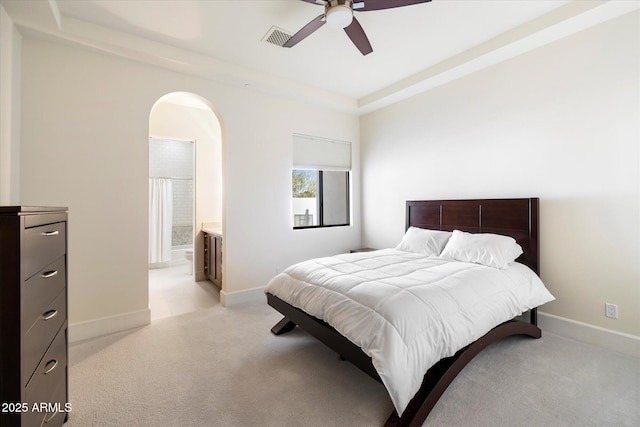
[
  {"x1": 148, "y1": 137, "x2": 194, "y2": 270},
  {"x1": 148, "y1": 92, "x2": 223, "y2": 321}
]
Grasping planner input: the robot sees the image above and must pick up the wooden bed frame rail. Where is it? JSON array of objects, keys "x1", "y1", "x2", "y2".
[
  {"x1": 384, "y1": 317, "x2": 540, "y2": 426},
  {"x1": 267, "y1": 198, "x2": 542, "y2": 426},
  {"x1": 268, "y1": 293, "x2": 540, "y2": 426}
]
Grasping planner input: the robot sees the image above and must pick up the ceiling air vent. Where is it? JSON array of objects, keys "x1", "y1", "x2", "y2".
[{"x1": 262, "y1": 26, "x2": 293, "y2": 48}]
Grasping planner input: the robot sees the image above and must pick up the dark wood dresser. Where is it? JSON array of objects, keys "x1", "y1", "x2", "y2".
[{"x1": 0, "y1": 206, "x2": 69, "y2": 426}]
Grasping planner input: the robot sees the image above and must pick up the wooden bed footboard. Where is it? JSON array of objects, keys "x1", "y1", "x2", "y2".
[
  {"x1": 384, "y1": 315, "x2": 540, "y2": 426},
  {"x1": 267, "y1": 292, "x2": 541, "y2": 427}
]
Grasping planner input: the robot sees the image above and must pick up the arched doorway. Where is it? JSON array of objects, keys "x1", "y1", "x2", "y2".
[{"x1": 148, "y1": 92, "x2": 223, "y2": 320}]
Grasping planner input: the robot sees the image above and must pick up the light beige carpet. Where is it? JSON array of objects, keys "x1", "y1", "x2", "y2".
[{"x1": 67, "y1": 301, "x2": 639, "y2": 426}]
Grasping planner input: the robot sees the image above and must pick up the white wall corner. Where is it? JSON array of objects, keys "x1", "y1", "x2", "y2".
[
  {"x1": 68, "y1": 308, "x2": 151, "y2": 343},
  {"x1": 220, "y1": 286, "x2": 266, "y2": 307},
  {"x1": 0, "y1": 4, "x2": 21, "y2": 205},
  {"x1": 538, "y1": 311, "x2": 640, "y2": 358}
]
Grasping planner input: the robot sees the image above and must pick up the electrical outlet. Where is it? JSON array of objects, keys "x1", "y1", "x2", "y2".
[{"x1": 605, "y1": 303, "x2": 618, "y2": 319}]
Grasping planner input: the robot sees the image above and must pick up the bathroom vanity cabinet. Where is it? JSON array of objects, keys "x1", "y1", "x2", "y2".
[
  {"x1": 204, "y1": 231, "x2": 222, "y2": 288},
  {"x1": 0, "y1": 206, "x2": 69, "y2": 427}
]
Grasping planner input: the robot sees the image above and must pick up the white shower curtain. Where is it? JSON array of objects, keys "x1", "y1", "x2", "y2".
[{"x1": 149, "y1": 178, "x2": 173, "y2": 264}]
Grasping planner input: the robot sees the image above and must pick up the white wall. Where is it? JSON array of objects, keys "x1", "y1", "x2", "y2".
[
  {"x1": 19, "y1": 37, "x2": 360, "y2": 332},
  {"x1": 360, "y1": 12, "x2": 639, "y2": 337},
  {"x1": 0, "y1": 4, "x2": 21, "y2": 205}
]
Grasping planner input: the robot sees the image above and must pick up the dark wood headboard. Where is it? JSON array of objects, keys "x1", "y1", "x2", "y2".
[{"x1": 406, "y1": 198, "x2": 539, "y2": 274}]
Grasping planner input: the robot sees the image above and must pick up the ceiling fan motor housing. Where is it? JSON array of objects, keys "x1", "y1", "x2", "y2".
[{"x1": 325, "y1": 0, "x2": 354, "y2": 28}]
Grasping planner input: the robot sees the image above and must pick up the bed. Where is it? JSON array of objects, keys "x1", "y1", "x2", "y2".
[{"x1": 265, "y1": 198, "x2": 554, "y2": 426}]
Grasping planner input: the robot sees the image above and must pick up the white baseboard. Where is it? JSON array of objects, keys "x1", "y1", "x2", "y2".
[
  {"x1": 538, "y1": 311, "x2": 640, "y2": 358},
  {"x1": 68, "y1": 308, "x2": 151, "y2": 343},
  {"x1": 66, "y1": 302, "x2": 639, "y2": 359},
  {"x1": 220, "y1": 286, "x2": 266, "y2": 307}
]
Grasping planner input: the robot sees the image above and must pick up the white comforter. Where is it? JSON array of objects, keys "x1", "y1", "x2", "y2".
[{"x1": 264, "y1": 249, "x2": 555, "y2": 416}]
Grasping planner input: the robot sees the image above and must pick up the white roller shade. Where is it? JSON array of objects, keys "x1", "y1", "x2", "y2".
[{"x1": 293, "y1": 134, "x2": 351, "y2": 171}]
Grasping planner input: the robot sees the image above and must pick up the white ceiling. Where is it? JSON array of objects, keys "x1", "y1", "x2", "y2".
[{"x1": 3, "y1": 0, "x2": 638, "y2": 113}]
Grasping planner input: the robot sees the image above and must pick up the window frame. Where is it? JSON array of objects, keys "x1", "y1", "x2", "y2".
[{"x1": 292, "y1": 169, "x2": 350, "y2": 230}]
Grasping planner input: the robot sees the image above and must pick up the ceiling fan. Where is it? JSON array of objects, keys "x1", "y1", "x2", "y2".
[{"x1": 283, "y1": 0, "x2": 432, "y2": 56}]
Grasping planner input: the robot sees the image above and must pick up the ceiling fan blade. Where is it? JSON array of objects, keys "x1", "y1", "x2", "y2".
[
  {"x1": 299, "y1": 0, "x2": 325, "y2": 4},
  {"x1": 344, "y1": 17, "x2": 373, "y2": 56},
  {"x1": 353, "y1": 0, "x2": 431, "y2": 12},
  {"x1": 283, "y1": 14, "x2": 326, "y2": 48}
]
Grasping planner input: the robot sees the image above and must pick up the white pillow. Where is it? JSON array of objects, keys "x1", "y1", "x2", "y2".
[
  {"x1": 395, "y1": 227, "x2": 452, "y2": 256},
  {"x1": 440, "y1": 229, "x2": 523, "y2": 269}
]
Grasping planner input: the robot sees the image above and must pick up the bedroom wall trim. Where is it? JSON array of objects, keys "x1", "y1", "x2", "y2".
[
  {"x1": 539, "y1": 311, "x2": 640, "y2": 358},
  {"x1": 220, "y1": 286, "x2": 265, "y2": 307},
  {"x1": 68, "y1": 308, "x2": 151, "y2": 343}
]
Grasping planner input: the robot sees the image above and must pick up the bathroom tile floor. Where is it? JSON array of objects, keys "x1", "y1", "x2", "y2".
[{"x1": 148, "y1": 262, "x2": 220, "y2": 321}]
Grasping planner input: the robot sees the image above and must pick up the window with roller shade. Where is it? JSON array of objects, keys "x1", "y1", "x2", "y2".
[{"x1": 292, "y1": 134, "x2": 351, "y2": 229}]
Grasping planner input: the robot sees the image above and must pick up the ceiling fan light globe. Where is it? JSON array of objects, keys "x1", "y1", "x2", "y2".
[{"x1": 326, "y1": 5, "x2": 353, "y2": 28}]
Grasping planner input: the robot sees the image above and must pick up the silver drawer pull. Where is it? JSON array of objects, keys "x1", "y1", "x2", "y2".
[
  {"x1": 41, "y1": 230, "x2": 60, "y2": 236},
  {"x1": 42, "y1": 310, "x2": 58, "y2": 320},
  {"x1": 41, "y1": 270, "x2": 59, "y2": 279},
  {"x1": 43, "y1": 359, "x2": 58, "y2": 374}
]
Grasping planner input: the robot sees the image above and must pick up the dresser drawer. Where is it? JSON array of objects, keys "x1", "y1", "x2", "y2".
[
  {"x1": 22, "y1": 256, "x2": 66, "y2": 336},
  {"x1": 23, "y1": 222, "x2": 66, "y2": 281},
  {"x1": 22, "y1": 291, "x2": 67, "y2": 387},
  {"x1": 24, "y1": 326, "x2": 67, "y2": 427}
]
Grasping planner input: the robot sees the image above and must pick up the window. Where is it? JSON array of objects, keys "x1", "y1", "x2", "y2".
[
  {"x1": 292, "y1": 134, "x2": 351, "y2": 229},
  {"x1": 292, "y1": 169, "x2": 350, "y2": 228}
]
